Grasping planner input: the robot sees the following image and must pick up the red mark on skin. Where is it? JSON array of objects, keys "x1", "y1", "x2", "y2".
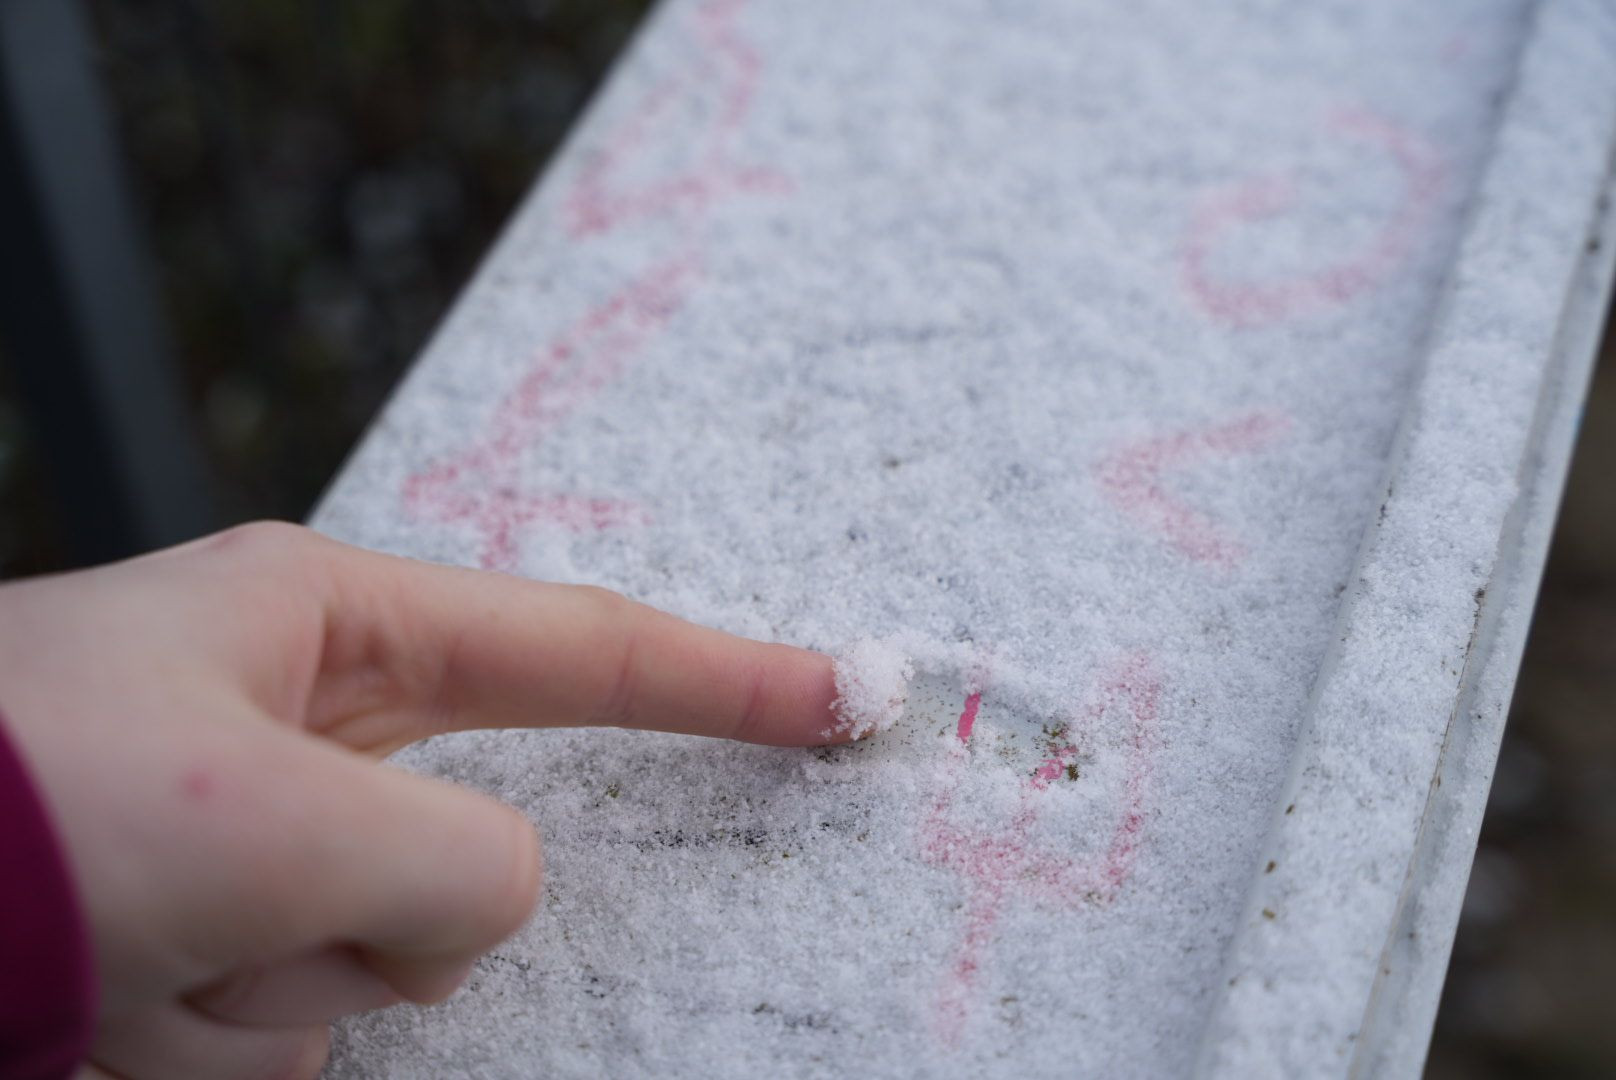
[
  {"x1": 1095, "y1": 410, "x2": 1290, "y2": 568},
  {"x1": 923, "y1": 653, "x2": 1160, "y2": 1043},
  {"x1": 1181, "y1": 107, "x2": 1445, "y2": 328},
  {"x1": 179, "y1": 769, "x2": 214, "y2": 803},
  {"x1": 403, "y1": 0, "x2": 784, "y2": 569}
]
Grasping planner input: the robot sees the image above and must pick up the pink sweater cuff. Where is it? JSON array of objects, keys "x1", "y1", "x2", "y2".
[{"x1": 0, "y1": 707, "x2": 95, "y2": 1079}]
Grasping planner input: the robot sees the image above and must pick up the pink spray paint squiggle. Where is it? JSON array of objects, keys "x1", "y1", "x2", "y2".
[
  {"x1": 1095, "y1": 410, "x2": 1290, "y2": 568},
  {"x1": 1180, "y1": 106, "x2": 1445, "y2": 328},
  {"x1": 565, "y1": 0, "x2": 791, "y2": 240},
  {"x1": 404, "y1": 0, "x2": 788, "y2": 569},
  {"x1": 921, "y1": 653, "x2": 1160, "y2": 1043}
]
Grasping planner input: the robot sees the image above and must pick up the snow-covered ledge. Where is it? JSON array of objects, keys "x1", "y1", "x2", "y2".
[{"x1": 315, "y1": 1, "x2": 1616, "y2": 1075}]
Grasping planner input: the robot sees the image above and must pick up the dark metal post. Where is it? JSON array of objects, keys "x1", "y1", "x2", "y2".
[{"x1": 0, "y1": 0, "x2": 216, "y2": 567}]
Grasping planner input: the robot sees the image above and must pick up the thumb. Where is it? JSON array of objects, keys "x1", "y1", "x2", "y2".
[{"x1": 292, "y1": 734, "x2": 544, "y2": 1003}]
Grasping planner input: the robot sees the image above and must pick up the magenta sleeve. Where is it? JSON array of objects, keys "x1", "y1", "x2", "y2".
[{"x1": 0, "y1": 708, "x2": 95, "y2": 1079}]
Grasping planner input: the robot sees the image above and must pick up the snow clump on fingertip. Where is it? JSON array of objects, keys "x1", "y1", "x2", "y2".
[{"x1": 826, "y1": 637, "x2": 916, "y2": 739}]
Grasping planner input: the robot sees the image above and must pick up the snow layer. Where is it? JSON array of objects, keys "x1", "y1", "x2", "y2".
[{"x1": 304, "y1": 0, "x2": 1609, "y2": 1075}]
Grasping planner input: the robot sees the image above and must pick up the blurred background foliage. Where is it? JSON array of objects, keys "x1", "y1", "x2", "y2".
[
  {"x1": 0, "y1": 2, "x2": 1611, "y2": 1074},
  {"x1": 1, "y1": 0, "x2": 649, "y2": 574}
]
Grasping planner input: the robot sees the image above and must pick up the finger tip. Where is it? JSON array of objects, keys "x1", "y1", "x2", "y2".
[
  {"x1": 793, "y1": 648, "x2": 845, "y2": 747},
  {"x1": 745, "y1": 643, "x2": 842, "y2": 748}
]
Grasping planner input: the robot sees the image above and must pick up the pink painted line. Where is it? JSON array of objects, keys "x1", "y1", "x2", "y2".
[
  {"x1": 955, "y1": 691, "x2": 982, "y2": 742},
  {"x1": 565, "y1": 0, "x2": 789, "y2": 239},
  {"x1": 923, "y1": 653, "x2": 1160, "y2": 1043},
  {"x1": 403, "y1": 0, "x2": 787, "y2": 569},
  {"x1": 934, "y1": 882, "x2": 1006, "y2": 1042},
  {"x1": 403, "y1": 252, "x2": 699, "y2": 569},
  {"x1": 1031, "y1": 755, "x2": 1068, "y2": 788},
  {"x1": 1181, "y1": 106, "x2": 1446, "y2": 328},
  {"x1": 486, "y1": 253, "x2": 701, "y2": 459},
  {"x1": 1095, "y1": 410, "x2": 1290, "y2": 568}
]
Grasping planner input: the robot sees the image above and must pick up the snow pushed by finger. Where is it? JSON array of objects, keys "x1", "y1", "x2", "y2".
[{"x1": 828, "y1": 637, "x2": 914, "y2": 739}]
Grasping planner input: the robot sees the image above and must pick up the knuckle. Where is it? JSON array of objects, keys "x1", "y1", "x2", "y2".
[
  {"x1": 185, "y1": 964, "x2": 266, "y2": 1022},
  {"x1": 730, "y1": 663, "x2": 770, "y2": 744},
  {"x1": 195, "y1": 520, "x2": 319, "y2": 564},
  {"x1": 593, "y1": 634, "x2": 640, "y2": 730},
  {"x1": 570, "y1": 586, "x2": 644, "y2": 729},
  {"x1": 573, "y1": 583, "x2": 631, "y2": 621}
]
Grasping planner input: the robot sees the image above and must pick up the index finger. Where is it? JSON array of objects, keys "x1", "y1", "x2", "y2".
[{"x1": 278, "y1": 528, "x2": 841, "y2": 755}]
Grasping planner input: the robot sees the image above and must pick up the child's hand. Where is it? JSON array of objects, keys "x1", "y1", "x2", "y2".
[{"x1": 0, "y1": 522, "x2": 838, "y2": 1080}]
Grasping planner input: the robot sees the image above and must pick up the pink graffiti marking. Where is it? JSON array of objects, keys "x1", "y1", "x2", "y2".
[
  {"x1": 955, "y1": 690, "x2": 982, "y2": 742},
  {"x1": 1181, "y1": 107, "x2": 1445, "y2": 328},
  {"x1": 404, "y1": 0, "x2": 783, "y2": 569},
  {"x1": 566, "y1": 0, "x2": 791, "y2": 238},
  {"x1": 922, "y1": 653, "x2": 1160, "y2": 1042},
  {"x1": 1031, "y1": 724, "x2": 1081, "y2": 788},
  {"x1": 1095, "y1": 410, "x2": 1290, "y2": 568},
  {"x1": 405, "y1": 253, "x2": 697, "y2": 568}
]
